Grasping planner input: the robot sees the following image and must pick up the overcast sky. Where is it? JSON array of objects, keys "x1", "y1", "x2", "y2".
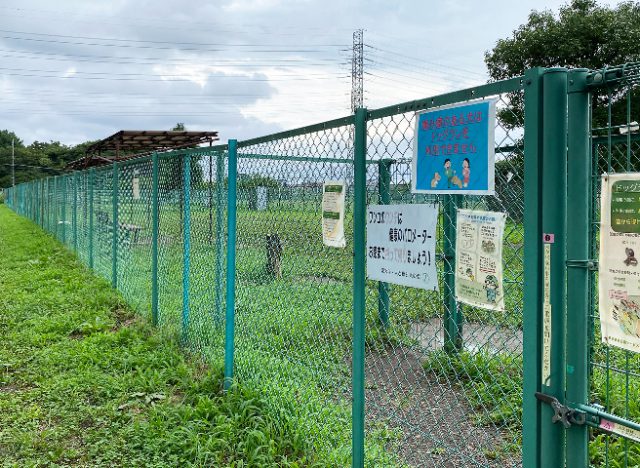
[{"x1": 0, "y1": 0, "x2": 620, "y2": 146}]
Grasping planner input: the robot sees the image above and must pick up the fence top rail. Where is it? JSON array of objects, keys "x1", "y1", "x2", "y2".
[
  {"x1": 367, "y1": 76, "x2": 525, "y2": 121},
  {"x1": 237, "y1": 115, "x2": 355, "y2": 149},
  {"x1": 587, "y1": 61, "x2": 640, "y2": 88}
]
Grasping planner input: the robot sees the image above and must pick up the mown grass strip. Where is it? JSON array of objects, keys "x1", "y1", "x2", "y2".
[{"x1": 0, "y1": 205, "x2": 315, "y2": 467}]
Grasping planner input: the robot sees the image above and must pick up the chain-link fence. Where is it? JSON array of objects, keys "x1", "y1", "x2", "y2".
[
  {"x1": 7, "y1": 65, "x2": 640, "y2": 467},
  {"x1": 588, "y1": 71, "x2": 640, "y2": 468},
  {"x1": 362, "y1": 85, "x2": 525, "y2": 467}
]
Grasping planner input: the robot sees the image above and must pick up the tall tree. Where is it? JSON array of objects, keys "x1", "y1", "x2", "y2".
[{"x1": 485, "y1": 0, "x2": 640, "y2": 128}]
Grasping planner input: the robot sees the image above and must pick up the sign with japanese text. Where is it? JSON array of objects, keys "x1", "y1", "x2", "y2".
[
  {"x1": 322, "y1": 181, "x2": 346, "y2": 248},
  {"x1": 599, "y1": 173, "x2": 640, "y2": 353},
  {"x1": 366, "y1": 204, "x2": 438, "y2": 290},
  {"x1": 412, "y1": 99, "x2": 496, "y2": 195},
  {"x1": 455, "y1": 209, "x2": 506, "y2": 310}
]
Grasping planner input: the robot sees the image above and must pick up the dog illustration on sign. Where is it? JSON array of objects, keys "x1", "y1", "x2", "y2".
[{"x1": 431, "y1": 172, "x2": 441, "y2": 188}]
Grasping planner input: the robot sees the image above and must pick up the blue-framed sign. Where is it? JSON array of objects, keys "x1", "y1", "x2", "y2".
[{"x1": 412, "y1": 99, "x2": 496, "y2": 195}]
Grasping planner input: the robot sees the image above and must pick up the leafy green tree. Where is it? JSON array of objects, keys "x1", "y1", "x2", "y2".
[{"x1": 485, "y1": 0, "x2": 640, "y2": 128}]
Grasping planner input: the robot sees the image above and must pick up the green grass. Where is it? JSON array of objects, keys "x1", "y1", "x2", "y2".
[
  {"x1": 0, "y1": 205, "x2": 327, "y2": 467},
  {"x1": 8, "y1": 187, "x2": 527, "y2": 467}
]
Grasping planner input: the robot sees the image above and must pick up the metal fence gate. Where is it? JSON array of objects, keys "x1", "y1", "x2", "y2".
[{"x1": 4, "y1": 63, "x2": 640, "y2": 467}]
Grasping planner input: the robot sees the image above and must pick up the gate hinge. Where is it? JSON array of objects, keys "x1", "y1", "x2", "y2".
[
  {"x1": 566, "y1": 259, "x2": 598, "y2": 270},
  {"x1": 535, "y1": 392, "x2": 587, "y2": 428}
]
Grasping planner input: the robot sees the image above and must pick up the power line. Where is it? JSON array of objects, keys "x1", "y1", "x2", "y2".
[
  {"x1": 0, "y1": 28, "x2": 348, "y2": 48},
  {"x1": 0, "y1": 33, "x2": 349, "y2": 54}
]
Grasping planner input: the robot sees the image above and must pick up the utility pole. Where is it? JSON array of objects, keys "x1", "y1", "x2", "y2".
[
  {"x1": 351, "y1": 29, "x2": 364, "y2": 113},
  {"x1": 11, "y1": 138, "x2": 15, "y2": 186}
]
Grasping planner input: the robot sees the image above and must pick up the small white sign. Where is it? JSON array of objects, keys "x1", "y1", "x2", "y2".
[
  {"x1": 543, "y1": 244, "x2": 552, "y2": 386},
  {"x1": 322, "y1": 181, "x2": 346, "y2": 248},
  {"x1": 366, "y1": 203, "x2": 439, "y2": 290},
  {"x1": 132, "y1": 177, "x2": 140, "y2": 200}
]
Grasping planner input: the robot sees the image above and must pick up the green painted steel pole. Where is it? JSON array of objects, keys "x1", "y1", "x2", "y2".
[
  {"x1": 224, "y1": 141, "x2": 238, "y2": 391},
  {"x1": 53, "y1": 176, "x2": 58, "y2": 238},
  {"x1": 540, "y1": 67, "x2": 568, "y2": 468},
  {"x1": 41, "y1": 178, "x2": 45, "y2": 227},
  {"x1": 566, "y1": 68, "x2": 590, "y2": 468},
  {"x1": 182, "y1": 155, "x2": 191, "y2": 339},
  {"x1": 73, "y1": 172, "x2": 78, "y2": 252},
  {"x1": 352, "y1": 108, "x2": 367, "y2": 468},
  {"x1": 61, "y1": 175, "x2": 67, "y2": 244},
  {"x1": 151, "y1": 153, "x2": 159, "y2": 326},
  {"x1": 443, "y1": 195, "x2": 462, "y2": 354},
  {"x1": 215, "y1": 153, "x2": 225, "y2": 325},
  {"x1": 522, "y1": 67, "x2": 545, "y2": 468},
  {"x1": 88, "y1": 169, "x2": 95, "y2": 269},
  {"x1": 112, "y1": 163, "x2": 119, "y2": 289},
  {"x1": 377, "y1": 159, "x2": 392, "y2": 328}
]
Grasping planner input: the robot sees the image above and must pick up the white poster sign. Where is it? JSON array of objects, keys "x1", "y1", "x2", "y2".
[
  {"x1": 322, "y1": 181, "x2": 346, "y2": 248},
  {"x1": 455, "y1": 209, "x2": 506, "y2": 311},
  {"x1": 132, "y1": 177, "x2": 140, "y2": 200},
  {"x1": 599, "y1": 173, "x2": 640, "y2": 353},
  {"x1": 366, "y1": 203, "x2": 439, "y2": 290}
]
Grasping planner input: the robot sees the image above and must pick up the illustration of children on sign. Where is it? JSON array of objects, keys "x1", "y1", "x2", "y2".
[
  {"x1": 484, "y1": 275, "x2": 499, "y2": 304},
  {"x1": 462, "y1": 158, "x2": 471, "y2": 188},
  {"x1": 443, "y1": 159, "x2": 463, "y2": 189}
]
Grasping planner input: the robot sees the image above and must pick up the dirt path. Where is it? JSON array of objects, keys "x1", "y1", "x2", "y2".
[{"x1": 364, "y1": 320, "x2": 522, "y2": 467}]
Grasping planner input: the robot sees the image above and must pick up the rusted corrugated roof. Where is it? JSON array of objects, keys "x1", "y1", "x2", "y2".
[{"x1": 67, "y1": 130, "x2": 219, "y2": 169}]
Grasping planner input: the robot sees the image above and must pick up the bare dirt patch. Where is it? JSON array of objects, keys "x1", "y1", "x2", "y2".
[{"x1": 365, "y1": 345, "x2": 521, "y2": 467}]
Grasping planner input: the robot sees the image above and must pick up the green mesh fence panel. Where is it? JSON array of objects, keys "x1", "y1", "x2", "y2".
[
  {"x1": 116, "y1": 159, "x2": 154, "y2": 317},
  {"x1": 364, "y1": 91, "x2": 525, "y2": 467},
  {"x1": 233, "y1": 124, "x2": 359, "y2": 465},
  {"x1": 588, "y1": 81, "x2": 640, "y2": 467}
]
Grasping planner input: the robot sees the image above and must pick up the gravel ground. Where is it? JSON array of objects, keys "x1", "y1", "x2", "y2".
[{"x1": 363, "y1": 320, "x2": 523, "y2": 467}]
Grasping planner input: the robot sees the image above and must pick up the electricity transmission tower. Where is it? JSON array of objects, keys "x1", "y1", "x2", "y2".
[{"x1": 351, "y1": 29, "x2": 364, "y2": 112}]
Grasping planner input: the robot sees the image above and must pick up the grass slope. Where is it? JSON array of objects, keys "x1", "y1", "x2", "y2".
[{"x1": 0, "y1": 205, "x2": 314, "y2": 467}]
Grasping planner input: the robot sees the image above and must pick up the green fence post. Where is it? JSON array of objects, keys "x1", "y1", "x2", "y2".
[
  {"x1": 182, "y1": 155, "x2": 191, "y2": 340},
  {"x1": 151, "y1": 153, "x2": 159, "y2": 326},
  {"x1": 352, "y1": 108, "x2": 367, "y2": 468},
  {"x1": 215, "y1": 152, "x2": 224, "y2": 325},
  {"x1": 53, "y1": 176, "x2": 58, "y2": 237},
  {"x1": 61, "y1": 175, "x2": 67, "y2": 244},
  {"x1": 40, "y1": 178, "x2": 44, "y2": 227},
  {"x1": 443, "y1": 195, "x2": 462, "y2": 353},
  {"x1": 88, "y1": 169, "x2": 95, "y2": 269},
  {"x1": 377, "y1": 158, "x2": 392, "y2": 328},
  {"x1": 522, "y1": 67, "x2": 545, "y2": 468},
  {"x1": 540, "y1": 67, "x2": 568, "y2": 468},
  {"x1": 112, "y1": 163, "x2": 119, "y2": 289},
  {"x1": 566, "y1": 68, "x2": 590, "y2": 468},
  {"x1": 73, "y1": 172, "x2": 78, "y2": 252},
  {"x1": 224, "y1": 141, "x2": 238, "y2": 391}
]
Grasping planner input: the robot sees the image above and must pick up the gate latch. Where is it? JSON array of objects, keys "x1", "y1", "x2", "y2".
[{"x1": 535, "y1": 392, "x2": 586, "y2": 428}]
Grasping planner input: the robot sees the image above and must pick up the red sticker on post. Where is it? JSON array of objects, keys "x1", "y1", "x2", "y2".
[{"x1": 543, "y1": 233, "x2": 555, "y2": 244}]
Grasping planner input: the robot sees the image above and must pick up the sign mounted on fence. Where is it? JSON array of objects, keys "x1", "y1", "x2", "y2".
[
  {"x1": 366, "y1": 203, "x2": 439, "y2": 290},
  {"x1": 322, "y1": 181, "x2": 346, "y2": 248},
  {"x1": 412, "y1": 99, "x2": 496, "y2": 195},
  {"x1": 132, "y1": 177, "x2": 140, "y2": 200},
  {"x1": 454, "y1": 209, "x2": 506, "y2": 310},
  {"x1": 599, "y1": 173, "x2": 640, "y2": 353}
]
